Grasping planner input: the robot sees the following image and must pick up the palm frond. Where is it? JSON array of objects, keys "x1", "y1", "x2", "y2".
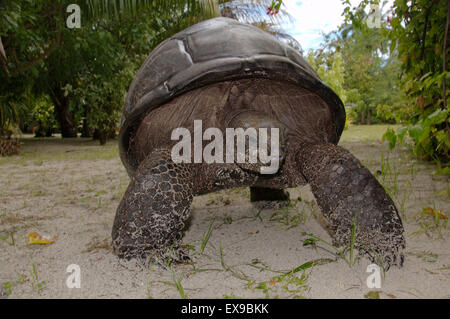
[
  {"x1": 218, "y1": 0, "x2": 292, "y2": 24},
  {"x1": 0, "y1": 101, "x2": 26, "y2": 130},
  {"x1": 72, "y1": 0, "x2": 219, "y2": 20}
]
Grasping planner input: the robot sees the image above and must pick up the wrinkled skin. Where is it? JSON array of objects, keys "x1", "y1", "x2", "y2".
[
  {"x1": 297, "y1": 143, "x2": 404, "y2": 268},
  {"x1": 112, "y1": 79, "x2": 405, "y2": 269}
]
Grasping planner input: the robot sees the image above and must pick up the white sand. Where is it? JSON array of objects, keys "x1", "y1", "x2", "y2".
[{"x1": 0, "y1": 132, "x2": 449, "y2": 299}]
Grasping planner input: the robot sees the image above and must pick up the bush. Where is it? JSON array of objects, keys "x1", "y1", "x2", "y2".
[
  {"x1": 383, "y1": 109, "x2": 449, "y2": 163},
  {"x1": 23, "y1": 98, "x2": 57, "y2": 137}
]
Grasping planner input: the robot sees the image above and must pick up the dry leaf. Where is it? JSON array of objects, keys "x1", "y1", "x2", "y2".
[
  {"x1": 28, "y1": 232, "x2": 57, "y2": 245},
  {"x1": 422, "y1": 207, "x2": 447, "y2": 220}
]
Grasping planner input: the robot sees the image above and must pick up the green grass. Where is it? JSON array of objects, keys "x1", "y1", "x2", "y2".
[
  {"x1": 171, "y1": 267, "x2": 186, "y2": 299},
  {"x1": 340, "y1": 124, "x2": 401, "y2": 143},
  {"x1": 301, "y1": 212, "x2": 386, "y2": 272},
  {"x1": 1, "y1": 282, "x2": 12, "y2": 296},
  {"x1": 219, "y1": 241, "x2": 249, "y2": 281},
  {"x1": 199, "y1": 219, "x2": 214, "y2": 255},
  {"x1": 1, "y1": 274, "x2": 27, "y2": 297},
  {"x1": 269, "y1": 201, "x2": 307, "y2": 230},
  {"x1": 30, "y1": 263, "x2": 46, "y2": 292},
  {"x1": 0, "y1": 137, "x2": 118, "y2": 165},
  {"x1": 247, "y1": 259, "x2": 332, "y2": 299},
  {"x1": 411, "y1": 207, "x2": 448, "y2": 238}
]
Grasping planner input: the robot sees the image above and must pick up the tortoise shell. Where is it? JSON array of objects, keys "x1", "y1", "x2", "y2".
[{"x1": 119, "y1": 17, "x2": 345, "y2": 175}]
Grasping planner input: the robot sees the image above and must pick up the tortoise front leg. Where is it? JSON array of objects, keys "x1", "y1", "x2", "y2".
[
  {"x1": 112, "y1": 149, "x2": 193, "y2": 264},
  {"x1": 297, "y1": 143, "x2": 405, "y2": 270}
]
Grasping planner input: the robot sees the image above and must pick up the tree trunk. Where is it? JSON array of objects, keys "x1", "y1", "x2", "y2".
[
  {"x1": 49, "y1": 88, "x2": 77, "y2": 138},
  {"x1": 93, "y1": 129, "x2": 100, "y2": 140},
  {"x1": 360, "y1": 110, "x2": 365, "y2": 124},
  {"x1": 81, "y1": 105, "x2": 92, "y2": 138},
  {"x1": 98, "y1": 130, "x2": 107, "y2": 145}
]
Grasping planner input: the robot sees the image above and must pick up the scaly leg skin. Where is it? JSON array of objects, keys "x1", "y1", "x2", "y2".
[
  {"x1": 112, "y1": 149, "x2": 193, "y2": 265},
  {"x1": 297, "y1": 143, "x2": 405, "y2": 270}
]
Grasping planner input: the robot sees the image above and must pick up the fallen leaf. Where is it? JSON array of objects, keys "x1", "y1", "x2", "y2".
[
  {"x1": 28, "y1": 232, "x2": 57, "y2": 245},
  {"x1": 268, "y1": 280, "x2": 277, "y2": 286},
  {"x1": 422, "y1": 207, "x2": 447, "y2": 220}
]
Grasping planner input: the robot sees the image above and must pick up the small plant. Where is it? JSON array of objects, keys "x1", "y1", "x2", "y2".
[
  {"x1": 269, "y1": 205, "x2": 306, "y2": 230},
  {"x1": 145, "y1": 264, "x2": 156, "y2": 299},
  {"x1": 249, "y1": 259, "x2": 331, "y2": 299},
  {"x1": 378, "y1": 152, "x2": 399, "y2": 198},
  {"x1": 0, "y1": 232, "x2": 15, "y2": 246},
  {"x1": 411, "y1": 207, "x2": 448, "y2": 238},
  {"x1": 1, "y1": 282, "x2": 12, "y2": 297},
  {"x1": 406, "y1": 250, "x2": 439, "y2": 263},
  {"x1": 382, "y1": 109, "x2": 449, "y2": 164},
  {"x1": 171, "y1": 267, "x2": 186, "y2": 299},
  {"x1": 1, "y1": 274, "x2": 28, "y2": 298},
  {"x1": 253, "y1": 281, "x2": 271, "y2": 298},
  {"x1": 223, "y1": 216, "x2": 233, "y2": 224},
  {"x1": 302, "y1": 213, "x2": 385, "y2": 273},
  {"x1": 219, "y1": 241, "x2": 249, "y2": 281},
  {"x1": 271, "y1": 271, "x2": 308, "y2": 299},
  {"x1": 200, "y1": 219, "x2": 214, "y2": 255},
  {"x1": 30, "y1": 264, "x2": 46, "y2": 292},
  {"x1": 364, "y1": 291, "x2": 380, "y2": 299}
]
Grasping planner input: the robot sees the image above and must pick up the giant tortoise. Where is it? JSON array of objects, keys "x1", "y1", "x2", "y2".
[{"x1": 112, "y1": 17, "x2": 405, "y2": 270}]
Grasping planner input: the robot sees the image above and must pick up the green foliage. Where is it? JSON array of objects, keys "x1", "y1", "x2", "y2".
[
  {"x1": 22, "y1": 96, "x2": 56, "y2": 137},
  {"x1": 383, "y1": 109, "x2": 450, "y2": 161},
  {"x1": 1, "y1": 0, "x2": 285, "y2": 143},
  {"x1": 309, "y1": 6, "x2": 405, "y2": 125},
  {"x1": 307, "y1": 50, "x2": 347, "y2": 104},
  {"x1": 0, "y1": 1, "x2": 221, "y2": 138},
  {"x1": 385, "y1": 0, "x2": 449, "y2": 163},
  {"x1": 342, "y1": 0, "x2": 449, "y2": 164},
  {"x1": 0, "y1": 101, "x2": 23, "y2": 136}
]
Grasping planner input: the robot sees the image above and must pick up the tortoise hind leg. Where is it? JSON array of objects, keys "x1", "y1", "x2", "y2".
[
  {"x1": 112, "y1": 149, "x2": 193, "y2": 264},
  {"x1": 297, "y1": 143, "x2": 405, "y2": 270}
]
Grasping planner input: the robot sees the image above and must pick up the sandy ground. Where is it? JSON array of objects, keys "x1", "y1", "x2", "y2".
[{"x1": 0, "y1": 125, "x2": 449, "y2": 299}]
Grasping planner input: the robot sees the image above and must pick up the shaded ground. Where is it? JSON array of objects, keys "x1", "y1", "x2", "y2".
[{"x1": 0, "y1": 125, "x2": 449, "y2": 299}]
